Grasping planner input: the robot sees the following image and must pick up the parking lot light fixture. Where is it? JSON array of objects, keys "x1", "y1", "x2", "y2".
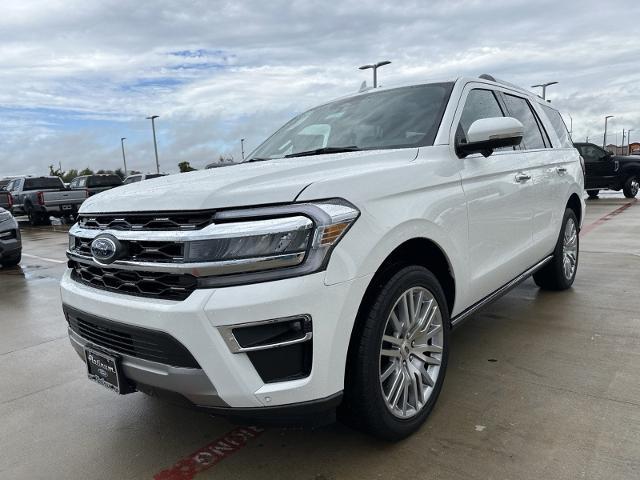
[
  {"x1": 603, "y1": 115, "x2": 614, "y2": 149},
  {"x1": 120, "y1": 137, "x2": 128, "y2": 175},
  {"x1": 359, "y1": 60, "x2": 391, "y2": 88},
  {"x1": 146, "y1": 115, "x2": 160, "y2": 174},
  {"x1": 531, "y1": 81, "x2": 558, "y2": 100}
]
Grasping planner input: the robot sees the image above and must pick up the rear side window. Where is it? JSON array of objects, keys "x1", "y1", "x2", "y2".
[
  {"x1": 87, "y1": 175, "x2": 122, "y2": 187},
  {"x1": 502, "y1": 94, "x2": 547, "y2": 150},
  {"x1": 541, "y1": 105, "x2": 573, "y2": 148},
  {"x1": 456, "y1": 89, "x2": 504, "y2": 144},
  {"x1": 123, "y1": 176, "x2": 141, "y2": 185},
  {"x1": 24, "y1": 178, "x2": 63, "y2": 190}
]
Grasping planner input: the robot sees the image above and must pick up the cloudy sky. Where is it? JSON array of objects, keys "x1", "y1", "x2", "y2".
[{"x1": 1, "y1": 0, "x2": 638, "y2": 176}]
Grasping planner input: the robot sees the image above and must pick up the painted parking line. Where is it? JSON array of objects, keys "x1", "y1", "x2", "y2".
[
  {"x1": 580, "y1": 199, "x2": 637, "y2": 236},
  {"x1": 153, "y1": 426, "x2": 264, "y2": 480},
  {"x1": 21, "y1": 253, "x2": 67, "y2": 264}
]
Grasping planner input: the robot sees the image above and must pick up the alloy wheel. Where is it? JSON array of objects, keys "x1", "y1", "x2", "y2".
[
  {"x1": 562, "y1": 218, "x2": 578, "y2": 280},
  {"x1": 379, "y1": 287, "x2": 443, "y2": 419}
]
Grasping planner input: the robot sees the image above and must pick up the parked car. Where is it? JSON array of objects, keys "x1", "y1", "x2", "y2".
[
  {"x1": 0, "y1": 208, "x2": 21, "y2": 267},
  {"x1": 574, "y1": 142, "x2": 640, "y2": 198},
  {"x1": 0, "y1": 190, "x2": 12, "y2": 211},
  {"x1": 61, "y1": 75, "x2": 584, "y2": 440},
  {"x1": 69, "y1": 174, "x2": 123, "y2": 196},
  {"x1": 122, "y1": 173, "x2": 167, "y2": 185},
  {"x1": 7, "y1": 176, "x2": 87, "y2": 226}
]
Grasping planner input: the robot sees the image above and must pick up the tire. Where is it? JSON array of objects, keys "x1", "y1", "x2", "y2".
[
  {"x1": 27, "y1": 207, "x2": 40, "y2": 226},
  {"x1": 341, "y1": 265, "x2": 450, "y2": 441},
  {"x1": 1, "y1": 251, "x2": 21, "y2": 267},
  {"x1": 586, "y1": 189, "x2": 600, "y2": 198},
  {"x1": 533, "y1": 209, "x2": 579, "y2": 291},
  {"x1": 622, "y1": 176, "x2": 639, "y2": 198}
]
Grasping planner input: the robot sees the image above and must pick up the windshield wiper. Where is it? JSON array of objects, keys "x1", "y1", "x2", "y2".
[
  {"x1": 284, "y1": 146, "x2": 360, "y2": 158},
  {"x1": 245, "y1": 157, "x2": 271, "y2": 163}
]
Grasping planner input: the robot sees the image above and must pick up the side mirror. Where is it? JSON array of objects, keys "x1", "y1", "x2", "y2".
[{"x1": 457, "y1": 117, "x2": 524, "y2": 158}]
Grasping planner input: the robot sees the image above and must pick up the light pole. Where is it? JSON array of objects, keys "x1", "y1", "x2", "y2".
[
  {"x1": 241, "y1": 138, "x2": 245, "y2": 161},
  {"x1": 603, "y1": 115, "x2": 614, "y2": 149},
  {"x1": 568, "y1": 113, "x2": 573, "y2": 137},
  {"x1": 359, "y1": 60, "x2": 391, "y2": 88},
  {"x1": 621, "y1": 129, "x2": 626, "y2": 155},
  {"x1": 146, "y1": 115, "x2": 160, "y2": 174},
  {"x1": 531, "y1": 81, "x2": 558, "y2": 100},
  {"x1": 120, "y1": 137, "x2": 128, "y2": 175}
]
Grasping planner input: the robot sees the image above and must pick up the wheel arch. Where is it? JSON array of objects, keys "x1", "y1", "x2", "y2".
[{"x1": 566, "y1": 193, "x2": 582, "y2": 227}]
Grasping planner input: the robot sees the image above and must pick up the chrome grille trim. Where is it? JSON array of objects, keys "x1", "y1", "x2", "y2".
[{"x1": 67, "y1": 250, "x2": 306, "y2": 276}]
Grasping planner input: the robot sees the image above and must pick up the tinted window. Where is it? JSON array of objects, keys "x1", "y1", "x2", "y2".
[
  {"x1": 24, "y1": 178, "x2": 63, "y2": 190},
  {"x1": 123, "y1": 176, "x2": 141, "y2": 185},
  {"x1": 579, "y1": 144, "x2": 607, "y2": 161},
  {"x1": 542, "y1": 105, "x2": 573, "y2": 148},
  {"x1": 87, "y1": 175, "x2": 122, "y2": 187},
  {"x1": 250, "y1": 83, "x2": 453, "y2": 160},
  {"x1": 144, "y1": 174, "x2": 165, "y2": 180},
  {"x1": 456, "y1": 89, "x2": 504, "y2": 144},
  {"x1": 503, "y1": 94, "x2": 546, "y2": 150}
]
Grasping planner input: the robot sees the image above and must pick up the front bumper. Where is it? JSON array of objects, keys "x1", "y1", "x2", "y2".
[{"x1": 60, "y1": 269, "x2": 371, "y2": 410}]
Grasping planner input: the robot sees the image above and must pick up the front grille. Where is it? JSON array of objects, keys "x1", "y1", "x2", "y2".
[
  {"x1": 70, "y1": 261, "x2": 197, "y2": 301},
  {"x1": 72, "y1": 237, "x2": 184, "y2": 263},
  {"x1": 78, "y1": 212, "x2": 214, "y2": 231},
  {"x1": 65, "y1": 306, "x2": 200, "y2": 368}
]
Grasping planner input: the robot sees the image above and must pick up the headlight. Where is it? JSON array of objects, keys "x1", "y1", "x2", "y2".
[{"x1": 194, "y1": 199, "x2": 359, "y2": 287}]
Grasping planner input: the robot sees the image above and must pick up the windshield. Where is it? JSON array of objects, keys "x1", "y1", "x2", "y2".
[
  {"x1": 248, "y1": 82, "x2": 453, "y2": 161},
  {"x1": 24, "y1": 178, "x2": 63, "y2": 190},
  {"x1": 87, "y1": 175, "x2": 122, "y2": 187}
]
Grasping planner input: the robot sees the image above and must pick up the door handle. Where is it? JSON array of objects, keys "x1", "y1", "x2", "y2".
[
  {"x1": 515, "y1": 172, "x2": 531, "y2": 183},
  {"x1": 556, "y1": 167, "x2": 568, "y2": 174}
]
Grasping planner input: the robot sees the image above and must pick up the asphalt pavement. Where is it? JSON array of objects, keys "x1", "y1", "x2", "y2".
[{"x1": 1, "y1": 193, "x2": 639, "y2": 480}]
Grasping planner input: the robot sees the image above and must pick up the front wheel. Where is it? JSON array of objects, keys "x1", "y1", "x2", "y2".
[
  {"x1": 623, "y1": 176, "x2": 639, "y2": 198},
  {"x1": 341, "y1": 266, "x2": 450, "y2": 440},
  {"x1": 587, "y1": 189, "x2": 600, "y2": 198},
  {"x1": 1, "y1": 252, "x2": 21, "y2": 267},
  {"x1": 533, "y1": 209, "x2": 579, "y2": 290}
]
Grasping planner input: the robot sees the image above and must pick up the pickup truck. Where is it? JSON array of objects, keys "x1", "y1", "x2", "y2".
[
  {"x1": 69, "y1": 174, "x2": 123, "y2": 196},
  {"x1": 7, "y1": 176, "x2": 87, "y2": 225},
  {"x1": 574, "y1": 142, "x2": 640, "y2": 198},
  {"x1": 61, "y1": 75, "x2": 584, "y2": 440}
]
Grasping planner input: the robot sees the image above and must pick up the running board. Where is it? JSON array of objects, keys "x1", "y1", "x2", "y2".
[{"x1": 450, "y1": 255, "x2": 553, "y2": 328}]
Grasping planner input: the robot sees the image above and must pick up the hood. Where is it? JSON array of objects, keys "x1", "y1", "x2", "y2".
[{"x1": 80, "y1": 148, "x2": 418, "y2": 213}]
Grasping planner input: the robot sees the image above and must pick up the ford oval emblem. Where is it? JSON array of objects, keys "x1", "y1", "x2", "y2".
[
  {"x1": 91, "y1": 236, "x2": 119, "y2": 264},
  {"x1": 98, "y1": 368, "x2": 108, "y2": 378}
]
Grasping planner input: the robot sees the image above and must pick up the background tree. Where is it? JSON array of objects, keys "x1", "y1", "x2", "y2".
[
  {"x1": 62, "y1": 169, "x2": 79, "y2": 183},
  {"x1": 114, "y1": 168, "x2": 125, "y2": 180},
  {"x1": 48, "y1": 164, "x2": 64, "y2": 177},
  {"x1": 79, "y1": 167, "x2": 94, "y2": 176},
  {"x1": 178, "y1": 161, "x2": 196, "y2": 172}
]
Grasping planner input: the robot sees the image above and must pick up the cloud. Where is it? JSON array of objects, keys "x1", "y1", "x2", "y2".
[{"x1": 0, "y1": 0, "x2": 639, "y2": 176}]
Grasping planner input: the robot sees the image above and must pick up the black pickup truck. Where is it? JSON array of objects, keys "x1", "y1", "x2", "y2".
[{"x1": 574, "y1": 142, "x2": 640, "y2": 198}]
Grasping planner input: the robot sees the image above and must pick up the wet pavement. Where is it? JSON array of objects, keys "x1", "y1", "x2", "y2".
[{"x1": 1, "y1": 194, "x2": 639, "y2": 480}]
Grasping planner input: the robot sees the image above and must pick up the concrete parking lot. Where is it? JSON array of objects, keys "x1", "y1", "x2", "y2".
[{"x1": 1, "y1": 193, "x2": 639, "y2": 480}]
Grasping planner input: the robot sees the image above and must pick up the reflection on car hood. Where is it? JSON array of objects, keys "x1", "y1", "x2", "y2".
[{"x1": 79, "y1": 149, "x2": 418, "y2": 213}]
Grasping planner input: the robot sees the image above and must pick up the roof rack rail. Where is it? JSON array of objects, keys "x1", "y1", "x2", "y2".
[{"x1": 478, "y1": 74, "x2": 526, "y2": 92}]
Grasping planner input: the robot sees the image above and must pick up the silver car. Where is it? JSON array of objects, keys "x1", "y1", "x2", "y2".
[{"x1": 0, "y1": 208, "x2": 21, "y2": 267}]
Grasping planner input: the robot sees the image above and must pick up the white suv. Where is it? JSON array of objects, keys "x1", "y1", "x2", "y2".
[{"x1": 61, "y1": 75, "x2": 584, "y2": 440}]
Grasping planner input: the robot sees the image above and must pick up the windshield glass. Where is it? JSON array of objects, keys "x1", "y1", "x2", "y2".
[
  {"x1": 87, "y1": 175, "x2": 122, "y2": 187},
  {"x1": 24, "y1": 178, "x2": 63, "y2": 190},
  {"x1": 248, "y1": 82, "x2": 453, "y2": 160}
]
